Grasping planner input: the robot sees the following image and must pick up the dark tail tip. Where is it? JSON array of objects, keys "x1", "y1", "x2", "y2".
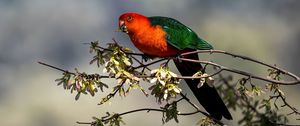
[{"x1": 173, "y1": 53, "x2": 232, "y2": 120}]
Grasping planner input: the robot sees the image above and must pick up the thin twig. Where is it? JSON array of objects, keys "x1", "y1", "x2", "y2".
[
  {"x1": 77, "y1": 121, "x2": 94, "y2": 125},
  {"x1": 178, "y1": 58, "x2": 300, "y2": 85},
  {"x1": 77, "y1": 108, "x2": 224, "y2": 126},
  {"x1": 179, "y1": 93, "x2": 224, "y2": 125},
  {"x1": 38, "y1": 61, "x2": 75, "y2": 75},
  {"x1": 38, "y1": 61, "x2": 111, "y2": 78},
  {"x1": 133, "y1": 58, "x2": 167, "y2": 69},
  {"x1": 218, "y1": 74, "x2": 300, "y2": 126},
  {"x1": 181, "y1": 50, "x2": 300, "y2": 82},
  {"x1": 97, "y1": 81, "x2": 126, "y2": 105}
]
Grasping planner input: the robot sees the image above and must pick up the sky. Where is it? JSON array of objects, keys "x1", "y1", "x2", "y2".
[{"x1": 0, "y1": 0, "x2": 300, "y2": 126}]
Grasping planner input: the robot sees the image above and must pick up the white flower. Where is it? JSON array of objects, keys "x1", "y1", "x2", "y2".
[
  {"x1": 163, "y1": 90, "x2": 168, "y2": 100},
  {"x1": 198, "y1": 78, "x2": 205, "y2": 88},
  {"x1": 206, "y1": 77, "x2": 215, "y2": 87},
  {"x1": 112, "y1": 59, "x2": 119, "y2": 65},
  {"x1": 150, "y1": 78, "x2": 158, "y2": 83},
  {"x1": 124, "y1": 59, "x2": 131, "y2": 66},
  {"x1": 117, "y1": 79, "x2": 123, "y2": 84},
  {"x1": 115, "y1": 72, "x2": 122, "y2": 78},
  {"x1": 125, "y1": 79, "x2": 131, "y2": 84},
  {"x1": 159, "y1": 80, "x2": 166, "y2": 86},
  {"x1": 160, "y1": 71, "x2": 167, "y2": 78},
  {"x1": 168, "y1": 71, "x2": 178, "y2": 77},
  {"x1": 102, "y1": 68, "x2": 107, "y2": 73},
  {"x1": 173, "y1": 88, "x2": 181, "y2": 93},
  {"x1": 104, "y1": 62, "x2": 109, "y2": 67},
  {"x1": 150, "y1": 69, "x2": 159, "y2": 74}
]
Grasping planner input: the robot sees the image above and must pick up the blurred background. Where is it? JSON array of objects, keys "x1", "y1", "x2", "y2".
[{"x1": 0, "y1": 0, "x2": 300, "y2": 125}]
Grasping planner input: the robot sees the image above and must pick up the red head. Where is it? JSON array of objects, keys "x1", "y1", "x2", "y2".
[{"x1": 119, "y1": 12, "x2": 150, "y2": 34}]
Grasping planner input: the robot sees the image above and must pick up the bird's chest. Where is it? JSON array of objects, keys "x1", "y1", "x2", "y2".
[{"x1": 129, "y1": 26, "x2": 178, "y2": 57}]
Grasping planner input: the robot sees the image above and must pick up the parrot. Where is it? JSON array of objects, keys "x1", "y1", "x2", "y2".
[{"x1": 118, "y1": 12, "x2": 232, "y2": 120}]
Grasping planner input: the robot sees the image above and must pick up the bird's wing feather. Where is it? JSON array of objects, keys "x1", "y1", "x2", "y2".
[{"x1": 149, "y1": 16, "x2": 213, "y2": 50}]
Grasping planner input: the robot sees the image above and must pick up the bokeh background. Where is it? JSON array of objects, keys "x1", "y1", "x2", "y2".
[{"x1": 0, "y1": 0, "x2": 300, "y2": 126}]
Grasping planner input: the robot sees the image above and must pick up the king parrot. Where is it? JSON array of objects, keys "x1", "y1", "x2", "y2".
[{"x1": 118, "y1": 12, "x2": 232, "y2": 120}]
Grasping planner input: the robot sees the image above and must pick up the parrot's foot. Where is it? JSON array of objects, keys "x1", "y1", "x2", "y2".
[
  {"x1": 174, "y1": 54, "x2": 183, "y2": 63},
  {"x1": 142, "y1": 54, "x2": 154, "y2": 62},
  {"x1": 161, "y1": 58, "x2": 172, "y2": 68}
]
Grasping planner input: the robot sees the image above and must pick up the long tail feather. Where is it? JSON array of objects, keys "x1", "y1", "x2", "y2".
[{"x1": 173, "y1": 53, "x2": 232, "y2": 120}]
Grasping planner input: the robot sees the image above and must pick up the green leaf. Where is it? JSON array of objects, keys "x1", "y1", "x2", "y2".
[
  {"x1": 162, "y1": 102, "x2": 179, "y2": 124},
  {"x1": 75, "y1": 92, "x2": 81, "y2": 100}
]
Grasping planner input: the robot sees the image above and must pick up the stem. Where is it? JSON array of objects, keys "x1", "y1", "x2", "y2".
[
  {"x1": 181, "y1": 50, "x2": 300, "y2": 82},
  {"x1": 38, "y1": 61, "x2": 75, "y2": 75},
  {"x1": 178, "y1": 58, "x2": 300, "y2": 85},
  {"x1": 133, "y1": 58, "x2": 167, "y2": 69}
]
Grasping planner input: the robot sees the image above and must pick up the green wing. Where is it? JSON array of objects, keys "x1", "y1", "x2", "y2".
[{"x1": 149, "y1": 16, "x2": 213, "y2": 50}]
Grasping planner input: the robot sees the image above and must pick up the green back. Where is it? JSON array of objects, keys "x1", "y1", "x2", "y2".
[{"x1": 149, "y1": 16, "x2": 213, "y2": 50}]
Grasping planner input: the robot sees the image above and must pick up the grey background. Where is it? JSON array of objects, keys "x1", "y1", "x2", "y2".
[{"x1": 0, "y1": 0, "x2": 300, "y2": 125}]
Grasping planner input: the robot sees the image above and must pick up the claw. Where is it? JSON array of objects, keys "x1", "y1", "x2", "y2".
[{"x1": 142, "y1": 54, "x2": 154, "y2": 62}]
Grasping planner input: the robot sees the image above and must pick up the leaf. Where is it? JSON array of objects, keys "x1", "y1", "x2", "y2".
[
  {"x1": 151, "y1": 69, "x2": 159, "y2": 74},
  {"x1": 197, "y1": 117, "x2": 217, "y2": 126},
  {"x1": 117, "y1": 79, "x2": 123, "y2": 84},
  {"x1": 102, "y1": 68, "x2": 108, "y2": 73},
  {"x1": 75, "y1": 92, "x2": 81, "y2": 100},
  {"x1": 119, "y1": 87, "x2": 125, "y2": 97},
  {"x1": 192, "y1": 71, "x2": 202, "y2": 77},
  {"x1": 123, "y1": 71, "x2": 132, "y2": 78},
  {"x1": 173, "y1": 88, "x2": 181, "y2": 93},
  {"x1": 162, "y1": 102, "x2": 179, "y2": 123},
  {"x1": 97, "y1": 82, "x2": 109, "y2": 92},
  {"x1": 122, "y1": 47, "x2": 132, "y2": 52},
  {"x1": 277, "y1": 89, "x2": 285, "y2": 96},
  {"x1": 123, "y1": 59, "x2": 132, "y2": 66},
  {"x1": 206, "y1": 76, "x2": 215, "y2": 87},
  {"x1": 55, "y1": 78, "x2": 63, "y2": 85},
  {"x1": 168, "y1": 71, "x2": 177, "y2": 77},
  {"x1": 99, "y1": 95, "x2": 111, "y2": 105},
  {"x1": 150, "y1": 78, "x2": 158, "y2": 83},
  {"x1": 115, "y1": 72, "x2": 122, "y2": 78},
  {"x1": 159, "y1": 79, "x2": 166, "y2": 86},
  {"x1": 104, "y1": 61, "x2": 109, "y2": 67},
  {"x1": 197, "y1": 78, "x2": 205, "y2": 88},
  {"x1": 160, "y1": 71, "x2": 167, "y2": 78},
  {"x1": 163, "y1": 92, "x2": 168, "y2": 100},
  {"x1": 89, "y1": 57, "x2": 97, "y2": 65},
  {"x1": 124, "y1": 79, "x2": 131, "y2": 85},
  {"x1": 112, "y1": 58, "x2": 120, "y2": 65}
]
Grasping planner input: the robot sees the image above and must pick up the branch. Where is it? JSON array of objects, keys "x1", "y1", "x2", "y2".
[
  {"x1": 88, "y1": 41, "x2": 300, "y2": 85},
  {"x1": 76, "y1": 108, "x2": 206, "y2": 125},
  {"x1": 180, "y1": 50, "x2": 300, "y2": 85},
  {"x1": 179, "y1": 93, "x2": 224, "y2": 125},
  {"x1": 77, "y1": 93, "x2": 225, "y2": 126},
  {"x1": 177, "y1": 57, "x2": 300, "y2": 85},
  {"x1": 218, "y1": 73, "x2": 300, "y2": 126},
  {"x1": 38, "y1": 61, "x2": 75, "y2": 75},
  {"x1": 40, "y1": 58, "x2": 299, "y2": 86},
  {"x1": 40, "y1": 40, "x2": 300, "y2": 125},
  {"x1": 38, "y1": 61, "x2": 111, "y2": 78},
  {"x1": 98, "y1": 81, "x2": 126, "y2": 105}
]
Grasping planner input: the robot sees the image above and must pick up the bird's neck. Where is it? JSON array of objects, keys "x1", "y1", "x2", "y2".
[{"x1": 129, "y1": 19, "x2": 152, "y2": 36}]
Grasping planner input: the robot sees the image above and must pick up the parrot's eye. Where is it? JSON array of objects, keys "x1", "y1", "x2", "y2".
[{"x1": 127, "y1": 16, "x2": 133, "y2": 22}]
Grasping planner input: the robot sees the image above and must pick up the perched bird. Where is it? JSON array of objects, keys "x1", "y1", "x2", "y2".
[{"x1": 118, "y1": 12, "x2": 232, "y2": 120}]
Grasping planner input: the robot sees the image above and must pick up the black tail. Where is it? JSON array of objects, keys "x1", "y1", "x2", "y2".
[{"x1": 173, "y1": 53, "x2": 232, "y2": 120}]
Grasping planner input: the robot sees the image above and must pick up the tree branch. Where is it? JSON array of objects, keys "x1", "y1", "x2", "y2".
[
  {"x1": 40, "y1": 40, "x2": 300, "y2": 125},
  {"x1": 77, "y1": 93, "x2": 225, "y2": 126},
  {"x1": 177, "y1": 57, "x2": 300, "y2": 85},
  {"x1": 181, "y1": 50, "x2": 300, "y2": 84}
]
